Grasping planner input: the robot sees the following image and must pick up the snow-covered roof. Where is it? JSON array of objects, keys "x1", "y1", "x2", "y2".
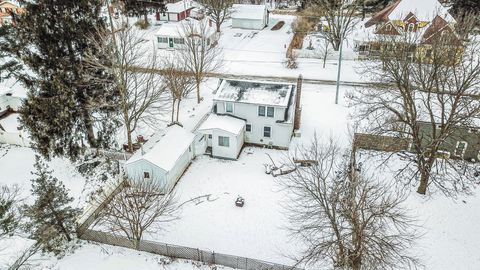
[
  {"x1": 155, "y1": 18, "x2": 215, "y2": 38},
  {"x1": 387, "y1": 0, "x2": 454, "y2": 23},
  {"x1": 0, "y1": 112, "x2": 19, "y2": 133},
  {"x1": 214, "y1": 79, "x2": 294, "y2": 107},
  {"x1": 0, "y1": 78, "x2": 27, "y2": 99},
  {"x1": 165, "y1": 0, "x2": 197, "y2": 13},
  {"x1": 197, "y1": 114, "x2": 245, "y2": 135},
  {"x1": 126, "y1": 125, "x2": 195, "y2": 172},
  {"x1": 231, "y1": 4, "x2": 266, "y2": 20}
]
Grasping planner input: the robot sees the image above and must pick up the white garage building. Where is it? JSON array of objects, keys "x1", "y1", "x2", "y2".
[
  {"x1": 124, "y1": 125, "x2": 195, "y2": 193},
  {"x1": 231, "y1": 4, "x2": 269, "y2": 30},
  {"x1": 197, "y1": 114, "x2": 245, "y2": 160}
]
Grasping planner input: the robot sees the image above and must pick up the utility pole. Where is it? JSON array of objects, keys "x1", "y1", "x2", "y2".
[{"x1": 335, "y1": 35, "x2": 343, "y2": 105}]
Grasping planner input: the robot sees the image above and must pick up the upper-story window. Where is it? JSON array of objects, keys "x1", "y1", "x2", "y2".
[
  {"x1": 407, "y1": 23, "x2": 415, "y2": 32},
  {"x1": 385, "y1": 24, "x2": 392, "y2": 31},
  {"x1": 225, "y1": 102, "x2": 234, "y2": 113},
  {"x1": 454, "y1": 141, "x2": 468, "y2": 157},
  {"x1": 258, "y1": 106, "x2": 274, "y2": 117}
]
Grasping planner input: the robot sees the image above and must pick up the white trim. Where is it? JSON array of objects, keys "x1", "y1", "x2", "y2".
[
  {"x1": 225, "y1": 102, "x2": 234, "y2": 113},
  {"x1": 454, "y1": 141, "x2": 468, "y2": 157},
  {"x1": 263, "y1": 126, "x2": 272, "y2": 138}
]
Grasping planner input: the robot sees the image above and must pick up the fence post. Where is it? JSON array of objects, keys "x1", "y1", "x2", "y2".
[
  {"x1": 166, "y1": 244, "x2": 170, "y2": 257},
  {"x1": 213, "y1": 251, "x2": 215, "y2": 264},
  {"x1": 245, "y1": 257, "x2": 248, "y2": 270},
  {"x1": 197, "y1": 248, "x2": 201, "y2": 261}
]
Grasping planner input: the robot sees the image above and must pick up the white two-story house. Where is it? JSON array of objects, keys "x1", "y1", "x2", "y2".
[{"x1": 196, "y1": 79, "x2": 297, "y2": 159}]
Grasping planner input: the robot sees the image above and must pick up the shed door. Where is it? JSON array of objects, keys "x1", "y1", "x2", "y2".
[{"x1": 168, "y1": 38, "x2": 174, "y2": 48}]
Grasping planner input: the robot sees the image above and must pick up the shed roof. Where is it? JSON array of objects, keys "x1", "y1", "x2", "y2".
[
  {"x1": 214, "y1": 79, "x2": 294, "y2": 107},
  {"x1": 198, "y1": 114, "x2": 245, "y2": 135},
  {"x1": 0, "y1": 111, "x2": 19, "y2": 133},
  {"x1": 126, "y1": 125, "x2": 195, "y2": 172},
  {"x1": 231, "y1": 4, "x2": 266, "y2": 20},
  {"x1": 0, "y1": 78, "x2": 27, "y2": 98}
]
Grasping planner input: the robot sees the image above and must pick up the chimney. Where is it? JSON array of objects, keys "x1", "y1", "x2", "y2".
[{"x1": 294, "y1": 75, "x2": 302, "y2": 130}]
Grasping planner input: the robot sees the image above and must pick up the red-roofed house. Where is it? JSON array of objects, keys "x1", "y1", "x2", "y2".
[{"x1": 0, "y1": 1, "x2": 23, "y2": 25}]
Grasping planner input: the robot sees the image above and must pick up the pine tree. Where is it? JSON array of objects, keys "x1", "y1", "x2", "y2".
[
  {"x1": 23, "y1": 156, "x2": 80, "y2": 257},
  {"x1": 449, "y1": 0, "x2": 480, "y2": 26},
  {"x1": 9, "y1": 0, "x2": 120, "y2": 161},
  {"x1": 0, "y1": 185, "x2": 20, "y2": 239},
  {"x1": 120, "y1": 0, "x2": 166, "y2": 24},
  {"x1": 0, "y1": 25, "x2": 21, "y2": 82}
]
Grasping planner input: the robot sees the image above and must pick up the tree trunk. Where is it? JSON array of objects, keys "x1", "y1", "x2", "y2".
[
  {"x1": 126, "y1": 125, "x2": 133, "y2": 153},
  {"x1": 196, "y1": 81, "x2": 201, "y2": 104},
  {"x1": 176, "y1": 99, "x2": 181, "y2": 122},
  {"x1": 83, "y1": 109, "x2": 97, "y2": 148},
  {"x1": 216, "y1": 21, "x2": 221, "y2": 33},
  {"x1": 323, "y1": 52, "x2": 327, "y2": 68},
  {"x1": 171, "y1": 99, "x2": 176, "y2": 124},
  {"x1": 417, "y1": 170, "x2": 430, "y2": 195}
]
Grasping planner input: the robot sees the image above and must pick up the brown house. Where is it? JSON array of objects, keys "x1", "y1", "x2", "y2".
[
  {"x1": 355, "y1": 0, "x2": 462, "y2": 60},
  {"x1": 0, "y1": 1, "x2": 23, "y2": 25}
]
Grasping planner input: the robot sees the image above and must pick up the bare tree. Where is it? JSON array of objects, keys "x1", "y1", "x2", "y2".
[
  {"x1": 178, "y1": 19, "x2": 222, "y2": 104},
  {"x1": 85, "y1": 18, "x2": 168, "y2": 152},
  {"x1": 307, "y1": 0, "x2": 360, "y2": 51},
  {"x1": 315, "y1": 36, "x2": 333, "y2": 68},
  {"x1": 278, "y1": 137, "x2": 419, "y2": 270},
  {"x1": 0, "y1": 185, "x2": 21, "y2": 241},
  {"x1": 200, "y1": 0, "x2": 235, "y2": 32},
  {"x1": 161, "y1": 56, "x2": 196, "y2": 125},
  {"x1": 352, "y1": 15, "x2": 480, "y2": 195},
  {"x1": 96, "y1": 178, "x2": 177, "y2": 250}
]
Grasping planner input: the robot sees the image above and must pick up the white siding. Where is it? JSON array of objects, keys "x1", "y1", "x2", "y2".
[
  {"x1": 232, "y1": 18, "x2": 265, "y2": 30},
  {"x1": 0, "y1": 130, "x2": 29, "y2": 147},
  {"x1": 165, "y1": 142, "x2": 194, "y2": 190},
  {"x1": 211, "y1": 129, "x2": 242, "y2": 159},
  {"x1": 215, "y1": 101, "x2": 293, "y2": 148}
]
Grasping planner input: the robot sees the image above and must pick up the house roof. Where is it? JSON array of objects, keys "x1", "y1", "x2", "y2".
[
  {"x1": 231, "y1": 4, "x2": 266, "y2": 20},
  {"x1": 365, "y1": 0, "x2": 454, "y2": 27},
  {"x1": 0, "y1": 78, "x2": 27, "y2": 99},
  {"x1": 155, "y1": 18, "x2": 215, "y2": 38},
  {"x1": 197, "y1": 114, "x2": 245, "y2": 135},
  {"x1": 214, "y1": 79, "x2": 294, "y2": 107},
  {"x1": 125, "y1": 125, "x2": 195, "y2": 172},
  {"x1": 0, "y1": 111, "x2": 19, "y2": 133},
  {"x1": 165, "y1": 0, "x2": 196, "y2": 14}
]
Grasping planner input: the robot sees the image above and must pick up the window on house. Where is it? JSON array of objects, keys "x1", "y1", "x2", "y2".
[
  {"x1": 385, "y1": 24, "x2": 392, "y2": 31},
  {"x1": 208, "y1": 134, "x2": 212, "y2": 139},
  {"x1": 267, "y1": 107, "x2": 274, "y2": 118},
  {"x1": 258, "y1": 106, "x2": 266, "y2": 116},
  {"x1": 263, "y1": 126, "x2": 271, "y2": 138},
  {"x1": 225, "y1": 102, "x2": 234, "y2": 113},
  {"x1": 454, "y1": 141, "x2": 468, "y2": 157},
  {"x1": 157, "y1": 37, "x2": 168, "y2": 43},
  {"x1": 174, "y1": 38, "x2": 185, "y2": 44},
  {"x1": 218, "y1": 136, "x2": 230, "y2": 147},
  {"x1": 144, "y1": 172, "x2": 150, "y2": 179},
  {"x1": 407, "y1": 23, "x2": 415, "y2": 32},
  {"x1": 246, "y1": 124, "x2": 251, "y2": 132}
]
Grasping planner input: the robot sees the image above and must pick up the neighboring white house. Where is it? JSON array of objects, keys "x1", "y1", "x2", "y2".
[
  {"x1": 123, "y1": 125, "x2": 195, "y2": 192},
  {"x1": 212, "y1": 79, "x2": 297, "y2": 149},
  {"x1": 0, "y1": 110, "x2": 29, "y2": 146},
  {"x1": 155, "y1": 18, "x2": 217, "y2": 49},
  {"x1": 197, "y1": 114, "x2": 245, "y2": 160},
  {"x1": 156, "y1": 0, "x2": 197, "y2": 22},
  {"x1": 231, "y1": 4, "x2": 269, "y2": 30}
]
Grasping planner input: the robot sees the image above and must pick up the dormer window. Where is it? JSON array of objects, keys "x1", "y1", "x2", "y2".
[
  {"x1": 407, "y1": 23, "x2": 415, "y2": 32},
  {"x1": 385, "y1": 24, "x2": 392, "y2": 31}
]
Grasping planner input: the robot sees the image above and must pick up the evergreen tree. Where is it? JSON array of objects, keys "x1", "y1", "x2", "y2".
[
  {"x1": 23, "y1": 156, "x2": 80, "y2": 257},
  {"x1": 120, "y1": 0, "x2": 166, "y2": 24},
  {"x1": 9, "y1": 0, "x2": 119, "y2": 160},
  {"x1": 449, "y1": 0, "x2": 480, "y2": 26},
  {"x1": 0, "y1": 25, "x2": 21, "y2": 82}
]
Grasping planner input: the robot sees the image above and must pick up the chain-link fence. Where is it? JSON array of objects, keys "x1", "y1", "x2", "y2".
[{"x1": 81, "y1": 229, "x2": 301, "y2": 270}]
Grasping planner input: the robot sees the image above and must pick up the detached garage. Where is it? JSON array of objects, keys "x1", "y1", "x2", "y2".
[
  {"x1": 197, "y1": 114, "x2": 245, "y2": 160},
  {"x1": 231, "y1": 4, "x2": 269, "y2": 30},
  {"x1": 124, "y1": 125, "x2": 195, "y2": 193}
]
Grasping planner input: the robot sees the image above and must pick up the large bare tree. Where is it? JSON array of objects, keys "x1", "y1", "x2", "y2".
[
  {"x1": 279, "y1": 137, "x2": 419, "y2": 270},
  {"x1": 352, "y1": 15, "x2": 480, "y2": 195},
  {"x1": 85, "y1": 18, "x2": 168, "y2": 152},
  {"x1": 161, "y1": 56, "x2": 196, "y2": 125},
  {"x1": 199, "y1": 0, "x2": 235, "y2": 32},
  {"x1": 96, "y1": 178, "x2": 177, "y2": 250},
  {"x1": 306, "y1": 0, "x2": 360, "y2": 51},
  {"x1": 178, "y1": 19, "x2": 221, "y2": 104}
]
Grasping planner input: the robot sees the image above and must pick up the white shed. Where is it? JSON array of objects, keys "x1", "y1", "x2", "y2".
[
  {"x1": 197, "y1": 114, "x2": 245, "y2": 160},
  {"x1": 231, "y1": 4, "x2": 269, "y2": 30},
  {"x1": 124, "y1": 125, "x2": 195, "y2": 193}
]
